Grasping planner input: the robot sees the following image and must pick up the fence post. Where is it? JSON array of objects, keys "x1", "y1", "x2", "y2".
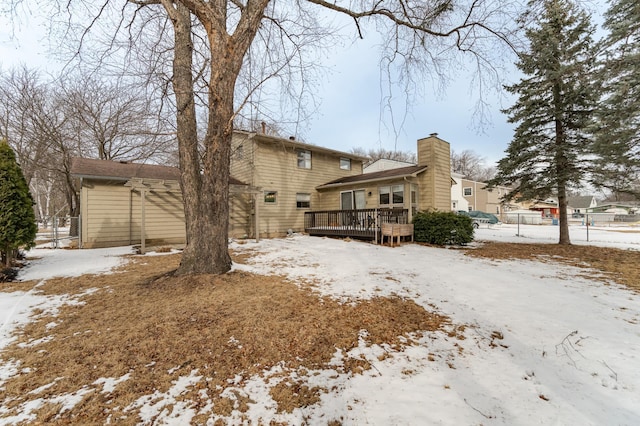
[
  {"x1": 586, "y1": 213, "x2": 589, "y2": 242},
  {"x1": 53, "y1": 216, "x2": 59, "y2": 249},
  {"x1": 517, "y1": 213, "x2": 520, "y2": 237},
  {"x1": 374, "y1": 209, "x2": 378, "y2": 245}
]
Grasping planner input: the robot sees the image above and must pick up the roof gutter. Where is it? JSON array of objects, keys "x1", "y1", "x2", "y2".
[{"x1": 316, "y1": 169, "x2": 425, "y2": 190}]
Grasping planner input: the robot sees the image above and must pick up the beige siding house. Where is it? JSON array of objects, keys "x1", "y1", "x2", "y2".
[
  {"x1": 460, "y1": 178, "x2": 514, "y2": 215},
  {"x1": 230, "y1": 131, "x2": 367, "y2": 237},
  {"x1": 313, "y1": 134, "x2": 451, "y2": 219},
  {"x1": 71, "y1": 158, "x2": 248, "y2": 248},
  {"x1": 73, "y1": 131, "x2": 455, "y2": 247}
]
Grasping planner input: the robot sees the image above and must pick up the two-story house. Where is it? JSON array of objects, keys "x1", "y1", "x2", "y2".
[
  {"x1": 71, "y1": 130, "x2": 455, "y2": 247},
  {"x1": 460, "y1": 178, "x2": 514, "y2": 216},
  {"x1": 229, "y1": 131, "x2": 368, "y2": 238}
]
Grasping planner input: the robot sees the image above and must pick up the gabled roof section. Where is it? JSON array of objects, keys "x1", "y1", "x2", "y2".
[
  {"x1": 316, "y1": 164, "x2": 428, "y2": 189},
  {"x1": 70, "y1": 158, "x2": 246, "y2": 186},
  {"x1": 363, "y1": 158, "x2": 415, "y2": 173},
  {"x1": 234, "y1": 130, "x2": 369, "y2": 162},
  {"x1": 567, "y1": 195, "x2": 596, "y2": 209},
  {"x1": 71, "y1": 157, "x2": 180, "y2": 181}
]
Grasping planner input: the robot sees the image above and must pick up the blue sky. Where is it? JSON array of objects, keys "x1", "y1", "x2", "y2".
[
  {"x1": 1, "y1": 2, "x2": 607, "y2": 166},
  {"x1": 304, "y1": 33, "x2": 518, "y2": 164}
]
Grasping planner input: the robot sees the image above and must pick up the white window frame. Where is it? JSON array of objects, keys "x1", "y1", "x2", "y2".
[
  {"x1": 379, "y1": 185, "x2": 404, "y2": 207},
  {"x1": 296, "y1": 193, "x2": 311, "y2": 209},
  {"x1": 379, "y1": 186, "x2": 391, "y2": 206},
  {"x1": 392, "y1": 184, "x2": 404, "y2": 205},
  {"x1": 463, "y1": 187, "x2": 473, "y2": 197},
  {"x1": 339, "y1": 157, "x2": 351, "y2": 170},
  {"x1": 297, "y1": 149, "x2": 311, "y2": 169}
]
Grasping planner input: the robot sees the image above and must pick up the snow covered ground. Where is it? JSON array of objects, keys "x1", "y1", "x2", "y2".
[{"x1": 1, "y1": 224, "x2": 639, "y2": 425}]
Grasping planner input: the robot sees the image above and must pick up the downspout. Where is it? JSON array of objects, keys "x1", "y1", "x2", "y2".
[
  {"x1": 247, "y1": 132, "x2": 258, "y2": 240},
  {"x1": 474, "y1": 181, "x2": 477, "y2": 211},
  {"x1": 403, "y1": 176, "x2": 412, "y2": 223},
  {"x1": 79, "y1": 177, "x2": 83, "y2": 248},
  {"x1": 128, "y1": 189, "x2": 133, "y2": 245}
]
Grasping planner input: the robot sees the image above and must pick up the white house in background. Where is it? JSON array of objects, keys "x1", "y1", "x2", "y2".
[
  {"x1": 363, "y1": 158, "x2": 415, "y2": 173},
  {"x1": 451, "y1": 172, "x2": 470, "y2": 212},
  {"x1": 566, "y1": 195, "x2": 597, "y2": 216}
]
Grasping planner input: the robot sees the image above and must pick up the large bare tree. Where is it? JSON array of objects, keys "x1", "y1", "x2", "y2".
[
  {"x1": 0, "y1": 67, "x2": 176, "y2": 227},
  {"x1": 152, "y1": 0, "x2": 520, "y2": 275},
  {"x1": 8, "y1": 0, "x2": 520, "y2": 274}
]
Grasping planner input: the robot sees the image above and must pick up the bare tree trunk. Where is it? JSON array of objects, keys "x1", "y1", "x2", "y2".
[
  {"x1": 555, "y1": 116, "x2": 571, "y2": 245},
  {"x1": 168, "y1": 2, "x2": 232, "y2": 275}
]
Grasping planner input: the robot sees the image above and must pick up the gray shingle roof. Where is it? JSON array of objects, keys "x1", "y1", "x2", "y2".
[
  {"x1": 317, "y1": 164, "x2": 428, "y2": 188},
  {"x1": 567, "y1": 195, "x2": 595, "y2": 209},
  {"x1": 70, "y1": 158, "x2": 246, "y2": 186}
]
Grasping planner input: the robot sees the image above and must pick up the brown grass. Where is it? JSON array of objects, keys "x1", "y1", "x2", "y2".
[
  {"x1": 0, "y1": 253, "x2": 447, "y2": 425},
  {"x1": 465, "y1": 242, "x2": 640, "y2": 292}
]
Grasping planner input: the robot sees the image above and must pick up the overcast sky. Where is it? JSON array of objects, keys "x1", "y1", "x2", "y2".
[{"x1": 0, "y1": 2, "x2": 606, "y2": 166}]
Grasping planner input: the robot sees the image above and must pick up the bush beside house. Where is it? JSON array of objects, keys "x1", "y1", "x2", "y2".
[
  {"x1": 413, "y1": 211, "x2": 474, "y2": 246},
  {"x1": 0, "y1": 140, "x2": 37, "y2": 269}
]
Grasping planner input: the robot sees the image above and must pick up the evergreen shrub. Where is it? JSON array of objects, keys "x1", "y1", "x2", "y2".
[
  {"x1": 0, "y1": 140, "x2": 37, "y2": 267},
  {"x1": 412, "y1": 211, "x2": 474, "y2": 246}
]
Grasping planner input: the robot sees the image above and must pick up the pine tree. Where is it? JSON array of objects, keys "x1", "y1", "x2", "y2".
[
  {"x1": 487, "y1": 0, "x2": 597, "y2": 245},
  {"x1": 591, "y1": 0, "x2": 640, "y2": 199},
  {"x1": 0, "y1": 139, "x2": 37, "y2": 267}
]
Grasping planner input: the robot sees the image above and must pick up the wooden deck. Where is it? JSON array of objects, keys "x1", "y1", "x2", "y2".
[{"x1": 304, "y1": 208, "x2": 409, "y2": 240}]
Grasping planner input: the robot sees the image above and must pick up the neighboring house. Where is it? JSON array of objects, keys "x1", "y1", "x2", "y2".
[
  {"x1": 70, "y1": 158, "x2": 248, "y2": 248},
  {"x1": 524, "y1": 199, "x2": 559, "y2": 218},
  {"x1": 450, "y1": 172, "x2": 469, "y2": 212},
  {"x1": 567, "y1": 195, "x2": 597, "y2": 216},
  {"x1": 363, "y1": 158, "x2": 415, "y2": 173},
  {"x1": 591, "y1": 202, "x2": 638, "y2": 214},
  {"x1": 460, "y1": 178, "x2": 512, "y2": 215}
]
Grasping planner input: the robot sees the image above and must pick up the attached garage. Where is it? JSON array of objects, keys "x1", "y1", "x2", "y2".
[{"x1": 71, "y1": 158, "x2": 249, "y2": 249}]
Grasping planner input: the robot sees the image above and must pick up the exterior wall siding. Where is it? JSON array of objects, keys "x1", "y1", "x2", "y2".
[
  {"x1": 81, "y1": 180, "x2": 186, "y2": 248},
  {"x1": 461, "y1": 179, "x2": 510, "y2": 214},
  {"x1": 417, "y1": 135, "x2": 451, "y2": 212},
  {"x1": 231, "y1": 134, "x2": 364, "y2": 237}
]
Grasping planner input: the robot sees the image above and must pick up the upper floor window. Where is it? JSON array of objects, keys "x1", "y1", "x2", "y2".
[
  {"x1": 340, "y1": 157, "x2": 351, "y2": 170},
  {"x1": 463, "y1": 187, "x2": 473, "y2": 196},
  {"x1": 234, "y1": 144, "x2": 244, "y2": 160},
  {"x1": 297, "y1": 149, "x2": 311, "y2": 169}
]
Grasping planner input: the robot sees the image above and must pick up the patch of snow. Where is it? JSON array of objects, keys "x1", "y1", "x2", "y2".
[
  {"x1": 94, "y1": 373, "x2": 132, "y2": 394},
  {"x1": 18, "y1": 246, "x2": 134, "y2": 281},
  {"x1": 125, "y1": 369, "x2": 202, "y2": 425},
  {"x1": 2, "y1": 227, "x2": 640, "y2": 424}
]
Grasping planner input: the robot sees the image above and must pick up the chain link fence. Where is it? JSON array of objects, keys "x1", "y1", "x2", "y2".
[{"x1": 38, "y1": 216, "x2": 80, "y2": 248}]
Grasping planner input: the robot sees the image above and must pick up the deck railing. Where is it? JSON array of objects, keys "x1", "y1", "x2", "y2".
[{"x1": 304, "y1": 208, "x2": 409, "y2": 240}]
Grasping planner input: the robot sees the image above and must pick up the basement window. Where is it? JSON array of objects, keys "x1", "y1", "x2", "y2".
[{"x1": 264, "y1": 191, "x2": 277, "y2": 204}]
